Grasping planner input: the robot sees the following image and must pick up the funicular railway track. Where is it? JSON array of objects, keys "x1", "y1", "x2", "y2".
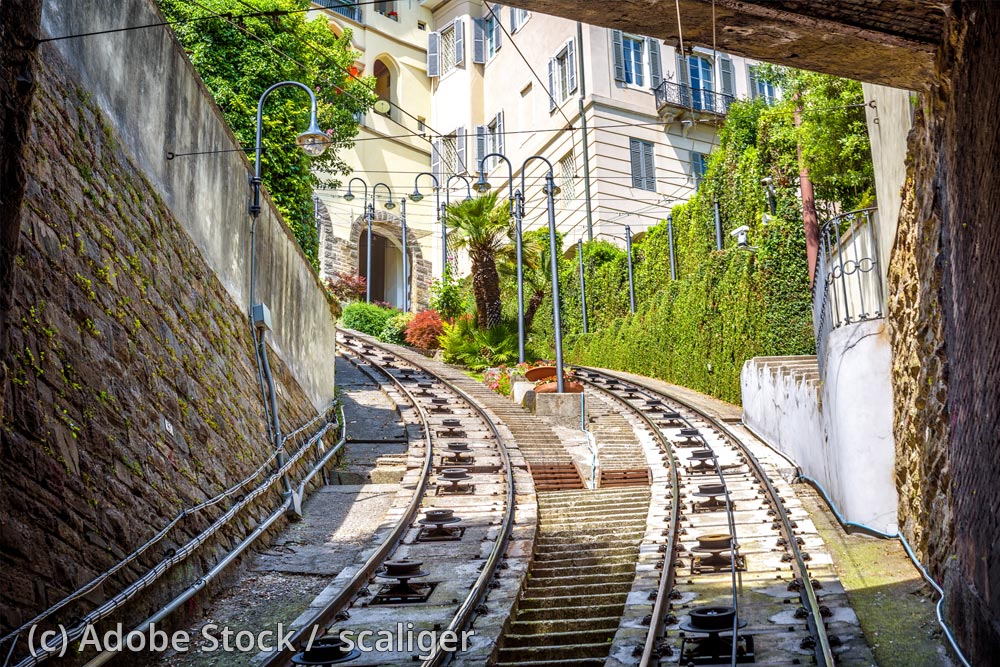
[
  {"x1": 258, "y1": 331, "x2": 517, "y2": 667},
  {"x1": 573, "y1": 366, "x2": 866, "y2": 667}
]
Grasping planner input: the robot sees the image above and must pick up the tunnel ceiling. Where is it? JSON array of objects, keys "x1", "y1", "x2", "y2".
[{"x1": 503, "y1": 0, "x2": 948, "y2": 89}]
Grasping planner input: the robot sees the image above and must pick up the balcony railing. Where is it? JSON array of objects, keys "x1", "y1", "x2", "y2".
[
  {"x1": 316, "y1": 0, "x2": 361, "y2": 22},
  {"x1": 654, "y1": 80, "x2": 735, "y2": 116},
  {"x1": 812, "y1": 207, "x2": 884, "y2": 368}
]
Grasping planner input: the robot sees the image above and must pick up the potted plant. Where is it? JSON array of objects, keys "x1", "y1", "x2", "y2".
[
  {"x1": 529, "y1": 366, "x2": 583, "y2": 394},
  {"x1": 386, "y1": 10, "x2": 398, "y2": 19}
]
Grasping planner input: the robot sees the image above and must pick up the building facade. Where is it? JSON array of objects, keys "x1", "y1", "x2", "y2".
[{"x1": 315, "y1": 0, "x2": 775, "y2": 308}]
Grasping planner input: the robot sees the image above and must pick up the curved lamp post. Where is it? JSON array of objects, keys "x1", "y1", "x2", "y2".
[
  {"x1": 248, "y1": 80, "x2": 330, "y2": 510},
  {"x1": 474, "y1": 156, "x2": 564, "y2": 391},
  {"x1": 345, "y1": 179, "x2": 394, "y2": 304},
  {"x1": 473, "y1": 154, "x2": 526, "y2": 362},
  {"x1": 410, "y1": 172, "x2": 445, "y2": 277}
]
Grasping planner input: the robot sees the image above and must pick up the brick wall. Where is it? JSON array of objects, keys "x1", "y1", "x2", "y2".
[
  {"x1": 890, "y1": 3, "x2": 1000, "y2": 663},
  {"x1": 0, "y1": 49, "x2": 319, "y2": 647}
]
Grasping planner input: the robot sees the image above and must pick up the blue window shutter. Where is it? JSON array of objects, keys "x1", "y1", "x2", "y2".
[
  {"x1": 432, "y1": 139, "x2": 442, "y2": 182},
  {"x1": 748, "y1": 64, "x2": 759, "y2": 99},
  {"x1": 473, "y1": 18, "x2": 486, "y2": 64},
  {"x1": 647, "y1": 38, "x2": 662, "y2": 89},
  {"x1": 455, "y1": 19, "x2": 465, "y2": 66},
  {"x1": 509, "y1": 7, "x2": 516, "y2": 32},
  {"x1": 643, "y1": 142, "x2": 656, "y2": 191},
  {"x1": 493, "y1": 9, "x2": 502, "y2": 50},
  {"x1": 456, "y1": 126, "x2": 467, "y2": 174},
  {"x1": 475, "y1": 125, "x2": 488, "y2": 173},
  {"x1": 720, "y1": 55, "x2": 734, "y2": 96},
  {"x1": 548, "y1": 57, "x2": 556, "y2": 111},
  {"x1": 427, "y1": 32, "x2": 440, "y2": 77},
  {"x1": 566, "y1": 39, "x2": 577, "y2": 94},
  {"x1": 612, "y1": 30, "x2": 625, "y2": 82},
  {"x1": 496, "y1": 110, "x2": 504, "y2": 154},
  {"x1": 630, "y1": 138, "x2": 642, "y2": 189}
]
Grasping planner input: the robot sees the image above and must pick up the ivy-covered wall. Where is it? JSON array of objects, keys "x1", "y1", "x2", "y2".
[{"x1": 535, "y1": 100, "x2": 818, "y2": 404}]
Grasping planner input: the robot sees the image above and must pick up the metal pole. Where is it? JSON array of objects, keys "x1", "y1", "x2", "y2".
[
  {"x1": 576, "y1": 20, "x2": 594, "y2": 242},
  {"x1": 366, "y1": 199, "x2": 373, "y2": 303},
  {"x1": 401, "y1": 198, "x2": 409, "y2": 312},
  {"x1": 667, "y1": 213, "x2": 677, "y2": 280},
  {"x1": 578, "y1": 239, "x2": 588, "y2": 333},
  {"x1": 625, "y1": 225, "x2": 636, "y2": 314},
  {"x1": 545, "y1": 172, "x2": 565, "y2": 393},
  {"x1": 440, "y1": 200, "x2": 448, "y2": 277},
  {"x1": 713, "y1": 197, "x2": 723, "y2": 250},
  {"x1": 514, "y1": 190, "x2": 526, "y2": 363}
]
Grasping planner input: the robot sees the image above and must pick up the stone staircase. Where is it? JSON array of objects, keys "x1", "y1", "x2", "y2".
[
  {"x1": 751, "y1": 355, "x2": 821, "y2": 393},
  {"x1": 586, "y1": 392, "x2": 651, "y2": 488},
  {"x1": 494, "y1": 487, "x2": 651, "y2": 666}
]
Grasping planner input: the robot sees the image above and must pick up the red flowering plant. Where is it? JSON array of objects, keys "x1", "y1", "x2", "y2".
[
  {"x1": 405, "y1": 310, "x2": 444, "y2": 349},
  {"x1": 483, "y1": 365, "x2": 513, "y2": 396},
  {"x1": 325, "y1": 271, "x2": 367, "y2": 302}
]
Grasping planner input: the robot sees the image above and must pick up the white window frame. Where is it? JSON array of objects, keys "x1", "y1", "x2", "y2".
[
  {"x1": 485, "y1": 13, "x2": 498, "y2": 59},
  {"x1": 622, "y1": 34, "x2": 645, "y2": 88},
  {"x1": 510, "y1": 7, "x2": 529, "y2": 32}
]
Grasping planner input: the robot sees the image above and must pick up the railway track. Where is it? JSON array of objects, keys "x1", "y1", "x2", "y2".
[
  {"x1": 575, "y1": 366, "x2": 875, "y2": 667},
  {"x1": 257, "y1": 331, "x2": 517, "y2": 666}
]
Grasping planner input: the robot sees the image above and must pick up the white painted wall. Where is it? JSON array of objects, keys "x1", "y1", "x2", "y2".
[{"x1": 742, "y1": 321, "x2": 898, "y2": 533}]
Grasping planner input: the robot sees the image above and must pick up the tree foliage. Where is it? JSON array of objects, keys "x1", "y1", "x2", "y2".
[{"x1": 157, "y1": 0, "x2": 375, "y2": 265}]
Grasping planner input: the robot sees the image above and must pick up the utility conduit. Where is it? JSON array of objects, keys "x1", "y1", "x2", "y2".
[
  {"x1": 739, "y1": 420, "x2": 971, "y2": 667},
  {"x1": 6, "y1": 406, "x2": 341, "y2": 667}
]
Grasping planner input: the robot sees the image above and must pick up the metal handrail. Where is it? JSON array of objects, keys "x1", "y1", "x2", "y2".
[{"x1": 653, "y1": 80, "x2": 734, "y2": 115}]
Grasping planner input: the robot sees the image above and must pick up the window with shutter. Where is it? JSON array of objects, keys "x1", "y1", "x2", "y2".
[
  {"x1": 559, "y1": 152, "x2": 576, "y2": 202},
  {"x1": 475, "y1": 125, "x2": 488, "y2": 173},
  {"x1": 510, "y1": 7, "x2": 529, "y2": 32},
  {"x1": 431, "y1": 139, "x2": 442, "y2": 181},
  {"x1": 473, "y1": 18, "x2": 486, "y2": 64},
  {"x1": 547, "y1": 57, "x2": 556, "y2": 111},
  {"x1": 455, "y1": 126, "x2": 467, "y2": 174},
  {"x1": 692, "y1": 151, "x2": 708, "y2": 187},
  {"x1": 484, "y1": 12, "x2": 499, "y2": 59},
  {"x1": 455, "y1": 19, "x2": 465, "y2": 66},
  {"x1": 630, "y1": 138, "x2": 656, "y2": 192},
  {"x1": 647, "y1": 38, "x2": 662, "y2": 89},
  {"x1": 427, "y1": 32, "x2": 440, "y2": 77},
  {"x1": 720, "y1": 55, "x2": 734, "y2": 96},
  {"x1": 495, "y1": 110, "x2": 504, "y2": 155},
  {"x1": 612, "y1": 30, "x2": 625, "y2": 82}
]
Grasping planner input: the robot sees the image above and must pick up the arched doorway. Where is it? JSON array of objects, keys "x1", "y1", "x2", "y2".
[{"x1": 358, "y1": 229, "x2": 405, "y2": 308}]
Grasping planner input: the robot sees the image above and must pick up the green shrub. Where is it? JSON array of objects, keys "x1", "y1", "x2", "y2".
[
  {"x1": 441, "y1": 316, "x2": 520, "y2": 371},
  {"x1": 341, "y1": 302, "x2": 396, "y2": 337},
  {"x1": 378, "y1": 312, "x2": 414, "y2": 345}
]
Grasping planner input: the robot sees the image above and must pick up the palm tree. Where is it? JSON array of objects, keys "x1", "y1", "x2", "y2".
[
  {"x1": 497, "y1": 229, "x2": 550, "y2": 331},
  {"x1": 445, "y1": 191, "x2": 511, "y2": 329}
]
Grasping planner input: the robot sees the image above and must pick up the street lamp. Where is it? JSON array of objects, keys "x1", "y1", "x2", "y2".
[
  {"x1": 577, "y1": 239, "x2": 589, "y2": 334},
  {"x1": 345, "y1": 179, "x2": 393, "y2": 303},
  {"x1": 473, "y1": 155, "x2": 526, "y2": 362},
  {"x1": 476, "y1": 155, "x2": 565, "y2": 391},
  {"x1": 410, "y1": 172, "x2": 445, "y2": 277},
  {"x1": 248, "y1": 80, "x2": 330, "y2": 511}
]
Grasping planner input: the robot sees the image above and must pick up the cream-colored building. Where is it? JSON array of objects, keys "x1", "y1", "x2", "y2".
[
  {"x1": 314, "y1": 1, "x2": 777, "y2": 309},
  {"x1": 313, "y1": 0, "x2": 441, "y2": 310}
]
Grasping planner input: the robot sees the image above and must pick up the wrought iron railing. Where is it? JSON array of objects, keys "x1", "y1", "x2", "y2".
[
  {"x1": 653, "y1": 80, "x2": 735, "y2": 116},
  {"x1": 316, "y1": 0, "x2": 361, "y2": 22},
  {"x1": 812, "y1": 207, "x2": 884, "y2": 366}
]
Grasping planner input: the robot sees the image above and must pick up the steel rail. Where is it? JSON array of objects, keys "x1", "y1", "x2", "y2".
[
  {"x1": 258, "y1": 337, "x2": 436, "y2": 667},
  {"x1": 577, "y1": 366, "x2": 835, "y2": 667},
  {"x1": 336, "y1": 331, "x2": 517, "y2": 667},
  {"x1": 573, "y1": 373, "x2": 681, "y2": 666}
]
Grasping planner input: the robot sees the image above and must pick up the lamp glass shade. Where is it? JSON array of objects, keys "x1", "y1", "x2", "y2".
[
  {"x1": 408, "y1": 190, "x2": 424, "y2": 202},
  {"x1": 384, "y1": 199, "x2": 396, "y2": 210},
  {"x1": 473, "y1": 174, "x2": 491, "y2": 193},
  {"x1": 343, "y1": 190, "x2": 355, "y2": 202},
  {"x1": 297, "y1": 120, "x2": 331, "y2": 157}
]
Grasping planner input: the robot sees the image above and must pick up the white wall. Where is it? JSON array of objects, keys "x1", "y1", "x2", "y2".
[{"x1": 742, "y1": 320, "x2": 898, "y2": 533}]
